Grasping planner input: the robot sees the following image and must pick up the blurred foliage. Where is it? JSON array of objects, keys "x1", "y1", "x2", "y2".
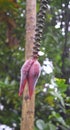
[{"x1": 0, "y1": 0, "x2": 70, "y2": 130}]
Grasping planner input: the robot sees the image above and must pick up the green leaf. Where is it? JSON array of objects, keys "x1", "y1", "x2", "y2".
[
  {"x1": 55, "y1": 78, "x2": 67, "y2": 92},
  {"x1": 59, "y1": 125, "x2": 69, "y2": 130},
  {"x1": 50, "y1": 91, "x2": 65, "y2": 107},
  {"x1": 57, "y1": 117, "x2": 66, "y2": 126},
  {"x1": 44, "y1": 123, "x2": 56, "y2": 130},
  {"x1": 36, "y1": 119, "x2": 45, "y2": 130}
]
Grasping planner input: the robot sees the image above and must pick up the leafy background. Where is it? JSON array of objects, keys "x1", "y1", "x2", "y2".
[{"x1": 0, "y1": 0, "x2": 70, "y2": 130}]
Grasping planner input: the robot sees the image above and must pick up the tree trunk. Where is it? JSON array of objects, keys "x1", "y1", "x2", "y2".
[{"x1": 20, "y1": 0, "x2": 36, "y2": 130}]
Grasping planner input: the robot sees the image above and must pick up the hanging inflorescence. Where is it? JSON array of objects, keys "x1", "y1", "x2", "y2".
[{"x1": 33, "y1": 0, "x2": 48, "y2": 58}]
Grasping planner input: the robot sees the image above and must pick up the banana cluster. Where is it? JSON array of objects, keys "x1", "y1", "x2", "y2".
[{"x1": 33, "y1": 0, "x2": 48, "y2": 58}]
